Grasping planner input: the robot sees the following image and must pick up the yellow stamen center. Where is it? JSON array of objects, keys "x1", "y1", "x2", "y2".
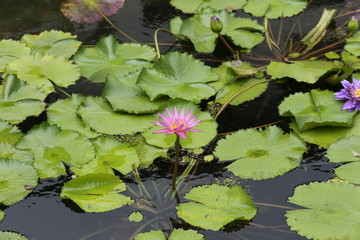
[{"x1": 355, "y1": 89, "x2": 360, "y2": 98}]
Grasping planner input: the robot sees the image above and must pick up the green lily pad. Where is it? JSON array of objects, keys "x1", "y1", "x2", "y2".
[
  {"x1": 243, "y1": 0, "x2": 307, "y2": 18},
  {"x1": 170, "y1": 0, "x2": 245, "y2": 13},
  {"x1": 0, "y1": 159, "x2": 38, "y2": 206},
  {"x1": 214, "y1": 126, "x2": 306, "y2": 180},
  {"x1": 209, "y1": 62, "x2": 238, "y2": 92},
  {"x1": 286, "y1": 181, "x2": 360, "y2": 240},
  {"x1": 267, "y1": 60, "x2": 336, "y2": 84},
  {"x1": 0, "y1": 232, "x2": 28, "y2": 240},
  {"x1": 215, "y1": 78, "x2": 268, "y2": 105},
  {"x1": 74, "y1": 35, "x2": 156, "y2": 82},
  {"x1": 345, "y1": 31, "x2": 360, "y2": 57},
  {"x1": 0, "y1": 143, "x2": 33, "y2": 164},
  {"x1": 135, "y1": 229, "x2": 204, "y2": 240},
  {"x1": 279, "y1": 89, "x2": 356, "y2": 132},
  {"x1": 0, "y1": 211, "x2": 4, "y2": 222},
  {"x1": 128, "y1": 211, "x2": 143, "y2": 222},
  {"x1": 21, "y1": 30, "x2": 82, "y2": 58},
  {"x1": 326, "y1": 136, "x2": 360, "y2": 184},
  {"x1": 177, "y1": 184, "x2": 257, "y2": 230},
  {"x1": 142, "y1": 100, "x2": 217, "y2": 149},
  {"x1": 0, "y1": 121, "x2": 22, "y2": 146},
  {"x1": 175, "y1": 9, "x2": 264, "y2": 52},
  {"x1": 102, "y1": 74, "x2": 167, "y2": 114},
  {"x1": 137, "y1": 51, "x2": 217, "y2": 103},
  {"x1": 5, "y1": 53, "x2": 80, "y2": 93},
  {"x1": 16, "y1": 123, "x2": 95, "y2": 179},
  {"x1": 72, "y1": 136, "x2": 140, "y2": 176},
  {"x1": 47, "y1": 94, "x2": 100, "y2": 138},
  {"x1": 0, "y1": 39, "x2": 31, "y2": 72},
  {"x1": 78, "y1": 96, "x2": 154, "y2": 135},
  {"x1": 135, "y1": 230, "x2": 166, "y2": 240},
  {"x1": 60, "y1": 173, "x2": 133, "y2": 212}
]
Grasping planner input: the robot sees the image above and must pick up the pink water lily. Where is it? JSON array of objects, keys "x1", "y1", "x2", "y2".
[{"x1": 152, "y1": 107, "x2": 202, "y2": 139}]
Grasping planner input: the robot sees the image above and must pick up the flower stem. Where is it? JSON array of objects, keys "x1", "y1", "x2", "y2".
[
  {"x1": 217, "y1": 33, "x2": 237, "y2": 56},
  {"x1": 171, "y1": 135, "x2": 180, "y2": 189},
  {"x1": 154, "y1": 28, "x2": 182, "y2": 59}
]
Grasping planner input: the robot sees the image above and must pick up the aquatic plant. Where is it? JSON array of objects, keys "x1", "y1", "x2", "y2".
[{"x1": 334, "y1": 76, "x2": 360, "y2": 111}]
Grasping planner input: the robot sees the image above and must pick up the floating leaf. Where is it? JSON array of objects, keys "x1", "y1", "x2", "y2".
[
  {"x1": 72, "y1": 136, "x2": 140, "y2": 176},
  {"x1": 286, "y1": 181, "x2": 360, "y2": 240},
  {"x1": 214, "y1": 126, "x2": 306, "y2": 180},
  {"x1": 142, "y1": 100, "x2": 217, "y2": 149},
  {"x1": 21, "y1": 30, "x2": 82, "y2": 58},
  {"x1": 243, "y1": 0, "x2": 307, "y2": 18},
  {"x1": 177, "y1": 184, "x2": 257, "y2": 230},
  {"x1": 0, "y1": 120, "x2": 23, "y2": 145},
  {"x1": 215, "y1": 78, "x2": 268, "y2": 105},
  {"x1": 135, "y1": 230, "x2": 166, "y2": 240},
  {"x1": 0, "y1": 159, "x2": 38, "y2": 206},
  {"x1": 279, "y1": 89, "x2": 356, "y2": 131},
  {"x1": 128, "y1": 211, "x2": 143, "y2": 222},
  {"x1": 78, "y1": 96, "x2": 154, "y2": 135},
  {"x1": 137, "y1": 51, "x2": 217, "y2": 102},
  {"x1": 267, "y1": 60, "x2": 336, "y2": 84},
  {"x1": 0, "y1": 39, "x2": 31, "y2": 72},
  {"x1": 335, "y1": 162, "x2": 360, "y2": 184},
  {"x1": 47, "y1": 94, "x2": 99, "y2": 138},
  {"x1": 0, "y1": 211, "x2": 4, "y2": 222},
  {"x1": 0, "y1": 232, "x2": 28, "y2": 240},
  {"x1": 345, "y1": 31, "x2": 360, "y2": 57},
  {"x1": 135, "y1": 229, "x2": 204, "y2": 240},
  {"x1": 103, "y1": 74, "x2": 167, "y2": 114},
  {"x1": 74, "y1": 35, "x2": 156, "y2": 82},
  {"x1": 0, "y1": 143, "x2": 33, "y2": 164},
  {"x1": 16, "y1": 123, "x2": 95, "y2": 178},
  {"x1": 175, "y1": 9, "x2": 264, "y2": 52},
  {"x1": 132, "y1": 134, "x2": 167, "y2": 168},
  {"x1": 60, "y1": 173, "x2": 133, "y2": 212},
  {"x1": 5, "y1": 53, "x2": 80, "y2": 93},
  {"x1": 170, "y1": 0, "x2": 245, "y2": 13}
]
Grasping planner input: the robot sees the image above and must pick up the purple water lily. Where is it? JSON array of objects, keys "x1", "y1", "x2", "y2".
[{"x1": 335, "y1": 77, "x2": 360, "y2": 111}]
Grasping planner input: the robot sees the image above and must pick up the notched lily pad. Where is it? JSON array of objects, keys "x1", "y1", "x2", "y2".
[
  {"x1": 0, "y1": 39, "x2": 31, "y2": 71},
  {"x1": 177, "y1": 184, "x2": 257, "y2": 230},
  {"x1": 0, "y1": 231, "x2": 28, "y2": 240},
  {"x1": 170, "y1": 0, "x2": 245, "y2": 13},
  {"x1": 243, "y1": 0, "x2": 307, "y2": 18},
  {"x1": 214, "y1": 126, "x2": 306, "y2": 180},
  {"x1": 0, "y1": 120, "x2": 23, "y2": 145},
  {"x1": 135, "y1": 229, "x2": 204, "y2": 240}
]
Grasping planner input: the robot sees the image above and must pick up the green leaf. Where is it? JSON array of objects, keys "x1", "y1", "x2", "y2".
[
  {"x1": 142, "y1": 100, "x2": 217, "y2": 149},
  {"x1": 102, "y1": 74, "x2": 167, "y2": 114},
  {"x1": 78, "y1": 97, "x2": 154, "y2": 135},
  {"x1": 170, "y1": 0, "x2": 246, "y2": 13},
  {"x1": 168, "y1": 229, "x2": 204, "y2": 240},
  {"x1": 243, "y1": 0, "x2": 307, "y2": 18},
  {"x1": 128, "y1": 211, "x2": 143, "y2": 222},
  {"x1": 0, "y1": 120, "x2": 23, "y2": 145},
  {"x1": 279, "y1": 89, "x2": 356, "y2": 131},
  {"x1": 177, "y1": 9, "x2": 264, "y2": 52},
  {"x1": 72, "y1": 136, "x2": 140, "y2": 176},
  {"x1": 137, "y1": 51, "x2": 217, "y2": 102},
  {"x1": 335, "y1": 162, "x2": 360, "y2": 184},
  {"x1": 5, "y1": 53, "x2": 80, "y2": 93},
  {"x1": 209, "y1": 62, "x2": 238, "y2": 92},
  {"x1": 60, "y1": 173, "x2": 133, "y2": 212},
  {"x1": 0, "y1": 143, "x2": 33, "y2": 164},
  {"x1": 16, "y1": 123, "x2": 95, "y2": 178},
  {"x1": 0, "y1": 211, "x2": 4, "y2": 222},
  {"x1": 267, "y1": 60, "x2": 336, "y2": 84},
  {"x1": 21, "y1": 30, "x2": 82, "y2": 58},
  {"x1": 215, "y1": 78, "x2": 268, "y2": 105},
  {"x1": 0, "y1": 39, "x2": 31, "y2": 72},
  {"x1": 177, "y1": 184, "x2": 257, "y2": 230},
  {"x1": 47, "y1": 94, "x2": 100, "y2": 138},
  {"x1": 0, "y1": 232, "x2": 28, "y2": 240},
  {"x1": 0, "y1": 159, "x2": 38, "y2": 206},
  {"x1": 74, "y1": 35, "x2": 156, "y2": 82},
  {"x1": 286, "y1": 181, "x2": 360, "y2": 240},
  {"x1": 345, "y1": 31, "x2": 360, "y2": 57},
  {"x1": 214, "y1": 126, "x2": 306, "y2": 180},
  {"x1": 135, "y1": 230, "x2": 166, "y2": 240}
]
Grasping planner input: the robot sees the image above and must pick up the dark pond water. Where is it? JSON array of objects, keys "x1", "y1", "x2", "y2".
[{"x1": 0, "y1": 0, "x2": 351, "y2": 239}]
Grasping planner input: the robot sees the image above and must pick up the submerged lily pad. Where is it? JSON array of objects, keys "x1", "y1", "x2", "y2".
[
  {"x1": 177, "y1": 184, "x2": 257, "y2": 230},
  {"x1": 0, "y1": 39, "x2": 31, "y2": 71},
  {"x1": 0, "y1": 159, "x2": 38, "y2": 206},
  {"x1": 5, "y1": 53, "x2": 80, "y2": 93},
  {"x1": 286, "y1": 181, "x2": 360, "y2": 240},
  {"x1": 279, "y1": 89, "x2": 356, "y2": 132},
  {"x1": 170, "y1": 0, "x2": 245, "y2": 13},
  {"x1": 0, "y1": 232, "x2": 28, "y2": 240},
  {"x1": 267, "y1": 60, "x2": 336, "y2": 84},
  {"x1": 174, "y1": 9, "x2": 264, "y2": 52},
  {"x1": 214, "y1": 126, "x2": 306, "y2": 180},
  {"x1": 21, "y1": 30, "x2": 81, "y2": 58},
  {"x1": 0, "y1": 120, "x2": 23, "y2": 145},
  {"x1": 137, "y1": 51, "x2": 217, "y2": 103},
  {"x1": 60, "y1": 173, "x2": 133, "y2": 212},
  {"x1": 135, "y1": 229, "x2": 204, "y2": 240},
  {"x1": 16, "y1": 123, "x2": 95, "y2": 179},
  {"x1": 74, "y1": 35, "x2": 156, "y2": 82},
  {"x1": 78, "y1": 96, "x2": 154, "y2": 135},
  {"x1": 243, "y1": 0, "x2": 307, "y2": 18}
]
